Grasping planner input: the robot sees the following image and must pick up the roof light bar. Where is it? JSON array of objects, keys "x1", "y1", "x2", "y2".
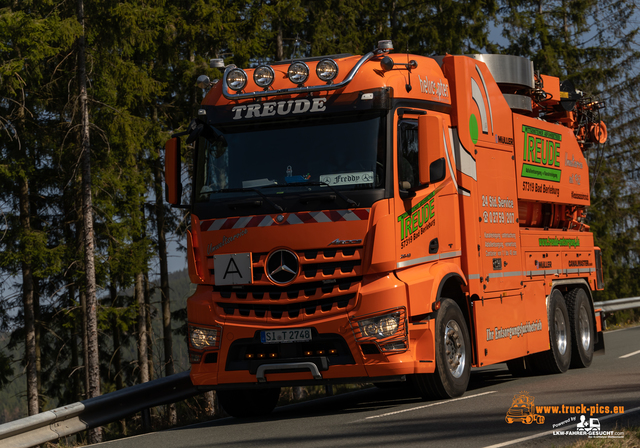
[
  {"x1": 287, "y1": 62, "x2": 309, "y2": 85},
  {"x1": 253, "y1": 65, "x2": 275, "y2": 89},
  {"x1": 316, "y1": 59, "x2": 339, "y2": 83},
  {"x1": 226, "y1": 68, "x2": 247, "y2": 91}
]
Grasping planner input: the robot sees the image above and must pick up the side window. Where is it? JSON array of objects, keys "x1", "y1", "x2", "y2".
[
  {"x1": 196, "y1": 136, "x2": 229, "y2": 201},
  {"x1": 397, "y1": 120, "x2": 420, "y2": 190}
]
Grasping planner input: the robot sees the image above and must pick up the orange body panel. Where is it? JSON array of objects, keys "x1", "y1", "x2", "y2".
[{"x1": 175, "y1": 49, "x2": 603, "y2": 390}]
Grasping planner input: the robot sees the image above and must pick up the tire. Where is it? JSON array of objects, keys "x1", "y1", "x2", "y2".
[
  {"x1": 565, "y1": 288, "x2": 594, "y2": 368},
  {"x1": 217, "y1": 387, "x2": 281, "y2": 418},
  {"x1": 531, "y1": 290, "x2": 571, "y2": 374},
  {"x1": 412, "y1": 299, "x2": 471, "y2": 399},
  {"x1": 524, "y1": 415, "x2": 533, "y2": 424}
]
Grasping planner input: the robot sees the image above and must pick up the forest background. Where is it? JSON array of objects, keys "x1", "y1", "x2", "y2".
[{"x1": 1, "y1": 0, "x2": 639, "y2": 443}]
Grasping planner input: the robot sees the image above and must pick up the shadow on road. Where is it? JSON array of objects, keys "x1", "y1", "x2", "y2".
[{"x1": 181, "y1": 364, "x2": 517, "y2": 430}]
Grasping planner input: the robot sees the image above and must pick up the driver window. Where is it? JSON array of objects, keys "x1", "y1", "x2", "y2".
[
  {"x1": 197, "y1": 136, "x2": 229, "y2": 200},
  {"x1": 398, "y1": 120, "x2": 419, "y2": 190}
]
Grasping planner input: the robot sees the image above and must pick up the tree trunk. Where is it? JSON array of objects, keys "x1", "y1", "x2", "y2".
[
  {"x1": 136, "y1": 272, "x2": 149, "y2": 384},
  {"x1": 144, "y1": 273, "x2": 154, "y2": 381},
  {"x1": 153, "y1": 155, "x2": 176, "y2": 425},
  {"x1": 18, "y1": 176, "x2": 38, "y2": 416},
  {"x1": 69, "y1": 291, "x2": 82, "y2": 402},
  {"x1": 109, "y1": 284, "x2": 126, "y2": 435},
  {"x1": 80, "y1": 290, "x2": 89, "y2": 398},
  {"x1": 204, "y1": 391, "x2": 220, "y2": 417},
  {"x1": 34, "y1": 283, "x2": 42, "y2": 408},
  {"x1": 277, "y1": 26, "x2": 284, "y2": 61},
  {"x1": 109, "y1": 284, "x2": 124, "y2": 391},
  {"x1": 77, "y1": 0, "x2": 101, "y2": 442}
]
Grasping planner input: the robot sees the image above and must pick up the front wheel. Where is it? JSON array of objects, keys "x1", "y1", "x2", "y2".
[
  {"x1": 412, "y1": 299, "x2": 471, "y2": 399},
  {"x1": 217, "y1": 387, "x2": 281, "y2": 418}
]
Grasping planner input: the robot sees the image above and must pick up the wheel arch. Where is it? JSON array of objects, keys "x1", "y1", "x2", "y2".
[{"x1": 431, "y1": 267, "x2": 473, "y2": 363}]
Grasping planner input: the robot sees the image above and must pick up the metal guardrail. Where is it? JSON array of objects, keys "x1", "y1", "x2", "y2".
[
  {"x1": 0, "y1": 370, "x2": 199, "y2": 448},
  {"x1": 0, "y1": 297, "x2": 638, "y2": 448},
  {"x1": 594, "y1": 296, "x2": 640, "y2": 313}
]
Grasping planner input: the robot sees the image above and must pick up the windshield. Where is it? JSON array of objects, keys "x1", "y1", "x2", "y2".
[{"x1": 195, "y1": 111, "x2": 386, "y2": 203}]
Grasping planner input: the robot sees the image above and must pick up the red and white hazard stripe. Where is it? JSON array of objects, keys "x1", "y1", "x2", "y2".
[{"x1": 200, "y1": 209, "x2": 370, "y2": 232}]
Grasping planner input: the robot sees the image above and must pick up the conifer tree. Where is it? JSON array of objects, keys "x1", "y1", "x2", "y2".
[{"x1": 0, "y1": 3, "x2": 78, "y2": 416}]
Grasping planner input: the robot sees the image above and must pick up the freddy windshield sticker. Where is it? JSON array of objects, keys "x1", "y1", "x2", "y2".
[{"x1": 319, "y1": 172, "x2": 374, "y2": 186}]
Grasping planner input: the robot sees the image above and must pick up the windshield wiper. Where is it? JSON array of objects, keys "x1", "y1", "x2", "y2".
[
  {"x1": 284, "y1": 182, "x2": 359, "y2": 207},
  {"x1": 201, "y1": 187, "x2": 284, "y2": 213}
]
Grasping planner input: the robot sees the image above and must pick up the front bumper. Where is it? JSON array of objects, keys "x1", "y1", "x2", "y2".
[{"x1": 188, "y1": 274, "x2": 436, "y2": 387}]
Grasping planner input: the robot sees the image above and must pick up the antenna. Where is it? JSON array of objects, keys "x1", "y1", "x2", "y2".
[{"x1": 291, "y1": 35, "x2": 301, "y2": 60}]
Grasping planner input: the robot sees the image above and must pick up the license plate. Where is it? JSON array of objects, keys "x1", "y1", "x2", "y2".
[{"x1": 260, "y1": 328, "x2": 312, "y2": 344}]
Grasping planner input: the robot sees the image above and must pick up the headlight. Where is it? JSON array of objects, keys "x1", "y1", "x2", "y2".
[
  {"x1": 189, "y1": 325, "x2": 221, "y2": 350},
  {"x1": 226, "y1": 68, "x2": 247, "y2": 91},
  {"x1": 253, "y1": 65, "x2": 275, "y2": 88},
  {"x1": 316, "y1": 59, "x2": 338, "y2": 82},
  {"x1": 357, "y1": 312, "x2": 401, "y2": 339},
  {"x1": 287, "y1": 62, "x2": 309, "y2": 85}
]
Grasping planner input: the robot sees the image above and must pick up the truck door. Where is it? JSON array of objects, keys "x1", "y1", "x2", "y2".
[
  {"x1": 475, "y1": 142, "x2": 523, "y2": 293},
  {"x1": 394, "y1": 111, "x2": 460, "y2": 271}
]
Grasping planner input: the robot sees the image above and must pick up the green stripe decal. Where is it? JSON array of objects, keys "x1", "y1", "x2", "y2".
[
  {"x1": 521, "y1": 163, "x2": 561, "y2": 182},
  {"x1": 522, "y1": 125, "x2": 562, "y2": 141}
]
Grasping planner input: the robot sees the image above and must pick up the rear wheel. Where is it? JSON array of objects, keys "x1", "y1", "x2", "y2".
[
  {"x1": 412, "y1": 299, "x2": 471, "y2": 399},
  {"x1": 531, "y1": 290, "x2": 571, "y2": 374},
  {"x1": 566, "y1": 288, "x2": 594, "y2": 368},
  {"x1": 217, "y1": 387, "x2": 281, "y2": 418}
]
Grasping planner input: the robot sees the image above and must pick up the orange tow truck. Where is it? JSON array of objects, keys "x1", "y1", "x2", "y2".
[
  {"x1": 505, "y1": 392, "x2": 545, "y2": 424},
  {"x1": 165, "y1": 40, "x2": 606, "y2": 417}
]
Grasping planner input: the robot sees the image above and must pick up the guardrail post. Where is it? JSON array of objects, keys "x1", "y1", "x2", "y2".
[{"x1": 141, "y1": 408, "x2": 151, "y2": 432}]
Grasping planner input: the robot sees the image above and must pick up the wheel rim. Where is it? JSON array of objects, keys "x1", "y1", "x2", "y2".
[
  {"x1": 444, "y1": 319, "x2": 465, "y2": 378},
  {"x1": 578, "y1": 304, "x2": 591, "y2": 351},
  {"x1": 554, "y1": 307, "x2": 567, "y2": 355}
]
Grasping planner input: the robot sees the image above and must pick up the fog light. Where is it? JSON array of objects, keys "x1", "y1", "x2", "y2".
[
  {"x1": 226, "y1": 68, "x2": 247, "y2": 91},
  {"x1": 254, "y1": 65, "x2": 275, "y2": 88},
  {"x1": 189, "y1": 352, "x2": 202, "y2": 364},
  {"x1": 316, "y1": 59, "x2": 338, "y2": 82},
  {"x1": 288, "y1": 62, "x2": 309, "y2": 85},
  {"x1": 189, "y1": 325, "x2": 221, "y2": 350},
  {"x1": 381, "y1": 341, "x2": 407, "y2": 352}
]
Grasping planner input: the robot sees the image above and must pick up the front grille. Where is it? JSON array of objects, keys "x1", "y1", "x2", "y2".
[
  {"x1": 211, "y1": 247, "x2": 363, "y2": 321},
  {"x1": 217, "y1": 293, "x2": 356, "y2": 319},
  {"x1": 226, "y1": 332, "x2": 354, "y2": 372}
]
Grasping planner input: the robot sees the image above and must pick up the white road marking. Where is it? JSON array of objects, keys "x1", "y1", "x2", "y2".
[
  {"x1": 619, "y1": 349, "x2": 640, "y2": 359},
  {"x1": 483, "y1": 406, "x2": 640, "y2": 448},
  {"x1": 358, "y1": 390, "x2": 497, "y2": 421}
]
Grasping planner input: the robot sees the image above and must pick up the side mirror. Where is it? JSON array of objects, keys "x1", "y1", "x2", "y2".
[
  {"x1": 418, "y1": 114, "x2": 446, "y2": 184},
  {"x1": 165, "y1": 137, "x2": 182, "y2": 205}
]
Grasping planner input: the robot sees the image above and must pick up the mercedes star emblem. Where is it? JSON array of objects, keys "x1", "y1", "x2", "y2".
[{"x1": 266, "y1": 249, "x2": 299, "y2": 284}]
